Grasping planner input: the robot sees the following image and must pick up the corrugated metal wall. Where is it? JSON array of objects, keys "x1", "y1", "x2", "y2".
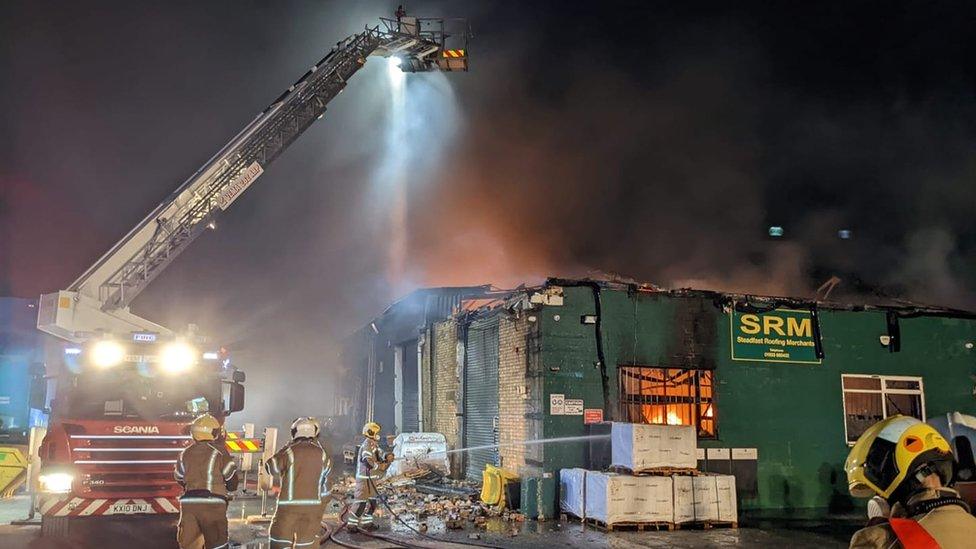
[
  {"x1": 401, "y1": 340, "x2": 420, "y2": 432},
  {"x1": 348, "y1": 286, "x2": 497, "y2": 438},
  {"x1": 463, "y1": 317, "x2": 500, "y2": 480}
]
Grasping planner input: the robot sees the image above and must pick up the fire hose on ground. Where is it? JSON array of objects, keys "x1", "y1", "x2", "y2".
[{"x1": 321, "y1": 503, "x2": 412, "y2": 548}]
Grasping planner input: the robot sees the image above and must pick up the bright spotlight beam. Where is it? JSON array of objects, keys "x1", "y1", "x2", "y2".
[{"x1": 388, "y1": 56, "x2": 405, "y2": 86}]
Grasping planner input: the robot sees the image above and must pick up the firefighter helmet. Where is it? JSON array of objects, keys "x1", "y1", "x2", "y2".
[
  {"x1": 291, "y1": 416, "x2": 320, "y2": 439},
  {"x1": 363, "y1": 421, "x2": 381, "y2": 440},
  {"x1": 845, "y1": 415, "x2": 954, "y2": 501},
  {"x1": 190, "y1": 414, "x2": 222, "y2": 442}
]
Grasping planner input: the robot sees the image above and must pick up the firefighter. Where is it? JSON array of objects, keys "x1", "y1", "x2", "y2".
[
  {"x1": 265, "y1": 417, "x2": 332, "y2": 549},
  {"x1": 395, "y1": 5, "x2": 407, "y2": 33},
  {"x1": 846, "y1": 415, "x2": 976, "y2": 548},
  {"x1": 347, "y1": 422, "x2": 393, "y2": 532},
  {"x1": 174, "y1": 413, "x2": 238, "y2": 549}
]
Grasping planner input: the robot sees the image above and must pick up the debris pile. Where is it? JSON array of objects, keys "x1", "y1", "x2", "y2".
[
  {"x1": 332, "y1": 473, "x2": 527, "y2": 533},
  {"x1": 330, "y1": 475, "x2": 358, "y2": 499}
]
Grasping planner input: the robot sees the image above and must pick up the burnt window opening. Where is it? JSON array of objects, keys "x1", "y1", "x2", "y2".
[
  {"x1": 842, "y1": 374, "x2": 925, "y2": 445},
  {"x1": 618, "y1": 366, "x2": 716, "y2": 438}
]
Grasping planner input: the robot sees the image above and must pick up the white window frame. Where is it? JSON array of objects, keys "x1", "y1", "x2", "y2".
[{"x1": 841, "y1": 374, "x2": 926, "y2": 446}]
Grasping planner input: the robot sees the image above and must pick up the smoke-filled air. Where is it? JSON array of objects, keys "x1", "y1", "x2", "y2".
[{"x1": 2, "y1": 0, "x2": 975, "y2": 429}]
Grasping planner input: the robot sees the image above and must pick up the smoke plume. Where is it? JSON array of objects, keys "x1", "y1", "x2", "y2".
[{"x1": 3, "y1": 1, "x2": 976, "y2": 430}]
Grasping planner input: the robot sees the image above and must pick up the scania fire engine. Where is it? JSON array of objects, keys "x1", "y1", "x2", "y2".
[
  {"x1": 34, "y1": 335, "x2": 244, "y2": 536},
  {"x1": 32, "y1": 15, "x2": 468, "y2": 537}
]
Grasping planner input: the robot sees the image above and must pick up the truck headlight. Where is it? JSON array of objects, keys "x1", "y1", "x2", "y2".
[
  {"x1": 161, "y1": 342, "x2": 197, "y2": 374},
  {"x1": 38, "y1": 472, "x2": 74, "y2": 494},
  {"x1": 90, "y1": 340, "x2": 125, "y2": 368}
]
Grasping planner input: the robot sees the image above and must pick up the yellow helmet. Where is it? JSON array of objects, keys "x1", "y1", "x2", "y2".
[
  {"x1": 845, "y1": 415, "x2": 954, "y2": 500},
  {"x1": 363, "y1": 422, "x2": 381, "y2": 440},
  {"x1": 190, "y1": 414, "x2": 221, "y2": 442}
]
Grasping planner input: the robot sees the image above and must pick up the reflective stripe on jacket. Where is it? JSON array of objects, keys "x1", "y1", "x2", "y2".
[
  {"x1": 265, "y1": 438, "x2": 332, "y2": 503},
  {"x1": 176, "y1": 441, "x2": 238, "y2": 497},
  {"x1": 356, "y1": 437, "x2": 384, "y2": 481}
]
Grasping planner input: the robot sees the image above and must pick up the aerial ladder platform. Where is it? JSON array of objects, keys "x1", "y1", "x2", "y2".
[
  {"x1": 37, "y1": 16, "x2": 469, "y2": 342},
  {"x1": 28, "y1": 15, "x2": 469, "y2": 536}
]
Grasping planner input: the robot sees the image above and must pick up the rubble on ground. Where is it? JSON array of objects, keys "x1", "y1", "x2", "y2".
[{"x1": 330, "y1": 473, "x2": 530, "y2": 526}]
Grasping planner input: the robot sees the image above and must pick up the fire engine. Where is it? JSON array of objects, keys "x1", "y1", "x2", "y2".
[{"x1": 32, "y1": 15, "x2": 468, "y2": 537}]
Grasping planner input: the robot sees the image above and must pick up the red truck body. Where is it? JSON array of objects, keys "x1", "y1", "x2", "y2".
[
  {"x1": 37, "y1": 418, "x2": 193, "y2": 518},
  {"x1": 35, "y1": 338, "x2": 244, "y2": 535}
]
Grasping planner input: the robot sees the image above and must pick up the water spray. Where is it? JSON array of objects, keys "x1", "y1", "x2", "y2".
[{"x1": 391, "y1": 434, "x2": 611, "y2": 464}]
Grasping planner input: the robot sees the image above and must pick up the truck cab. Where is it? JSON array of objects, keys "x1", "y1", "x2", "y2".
[{"x1": 35, "y1": 332, "x2": 244, "y2": 536}]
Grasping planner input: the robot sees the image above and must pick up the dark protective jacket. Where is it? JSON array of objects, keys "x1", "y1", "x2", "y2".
[
  {"x1": 850, "y1": 488, "x2": 976, "y2": 549},
  {"x1": 175, "y1": 440, "x2": 239, "y2": 499},
  {"x1": 265, "y1": 438, "x2": 332, "y2": 505}
]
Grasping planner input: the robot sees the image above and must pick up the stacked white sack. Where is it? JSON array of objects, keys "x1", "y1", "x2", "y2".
[
  {"x1": 610, "y1": 422, "x2": 697, "y2": 471},
  {"x1": 673, "y1": 474, "x2": 737, "y2": 524}
]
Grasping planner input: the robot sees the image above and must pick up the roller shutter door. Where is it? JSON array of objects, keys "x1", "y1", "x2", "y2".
[
  {"x1": 464, "y1": 317, "x2": 499, "y2": 481},
  {"x1": 402, "y1": 340, "x2": 420, "y2": 432}
]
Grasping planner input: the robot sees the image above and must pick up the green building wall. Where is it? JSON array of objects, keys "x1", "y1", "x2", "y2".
[{"x1": 536, "y1": 284, "x2": 976, "y2": 511}]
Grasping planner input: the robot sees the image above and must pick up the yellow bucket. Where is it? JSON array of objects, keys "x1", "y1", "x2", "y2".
[{"x1": 480, "y1": 464, "x2": 519, "y2": 508}]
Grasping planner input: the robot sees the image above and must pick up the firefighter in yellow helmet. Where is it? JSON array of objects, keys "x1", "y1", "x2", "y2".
[
  {"x1": 265, "y1": 417, "x2": 332, "y2": 548},
  {"x1": 174, "y1": 414, "x2": 238, "y2": 549},
  {"x1": 846, "y1": 415, "x2": 976, "y2": 548},
  {"x1": 347, "y1": 421, "x2": 393, "y2": 532}
]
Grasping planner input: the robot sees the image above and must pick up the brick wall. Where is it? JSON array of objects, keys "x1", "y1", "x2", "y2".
[
  {"x1": 431, "y1": 320, "x2": 460, "y2": 447},
  {"x1": 430, "y1": 313, "x2": 530, "y2": 474},
  {"x1": 497, "y1": 314, "x2": 530, "y2": 472}
]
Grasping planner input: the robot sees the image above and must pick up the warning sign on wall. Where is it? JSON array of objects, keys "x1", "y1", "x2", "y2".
[
  {"x1": 584, "y1": 409, "x2": 604, "y2": 424},
  {"x1": 549, "y1": 394, "x2": 565, "y2": 415},
  {"x1": 550, "y1": 394, "x2": 584, "y2": 416},
  {"x1": 564, "y1": 399, "x2": 584, "y2": 415}
]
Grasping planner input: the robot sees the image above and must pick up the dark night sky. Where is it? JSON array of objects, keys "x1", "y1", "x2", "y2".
[{"x1": 2, "y1": 1, "x2": 975, "y2": 425}]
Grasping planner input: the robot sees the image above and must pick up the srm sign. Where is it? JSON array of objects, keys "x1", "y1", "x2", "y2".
[{"x1": 730, "y1": 308, "x2": 822, "y2": 364}]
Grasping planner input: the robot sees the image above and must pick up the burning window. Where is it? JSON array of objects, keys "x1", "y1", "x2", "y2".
[
  {"x1": 842, "y1": 374, "x2": 925, "y2": 445},
  {"x1": 618, "y1": 366, "x2": 716, "y2": 437}
]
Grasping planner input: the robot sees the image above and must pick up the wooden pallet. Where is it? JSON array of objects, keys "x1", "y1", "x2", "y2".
[
  {"x1": 673, "y1": 520, "x2": 738, "y2": 530},
  {"x1": 583, "y1": 517, "x2": 675, "y2": 532},
  {"x1": 610, "y1": 466, "x2": 700, "y2": 477}
]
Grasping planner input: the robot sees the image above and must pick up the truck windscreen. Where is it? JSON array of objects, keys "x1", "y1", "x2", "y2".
[{"x1": 61, "y1": 368, "x2": 223, "y2": 420}]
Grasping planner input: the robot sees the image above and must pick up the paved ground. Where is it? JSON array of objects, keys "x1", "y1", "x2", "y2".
[
  {"x1": 335, "y1": 509, "x2": 860, "y2": 549},
  {"x1": 0, "y1": 495, "x2": 861, "y2": 548}
]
